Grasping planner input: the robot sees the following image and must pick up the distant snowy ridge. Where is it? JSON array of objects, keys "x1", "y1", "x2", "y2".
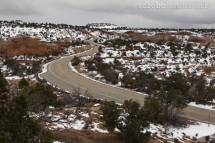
[{"x1": 86, "y1": 23, "x2": 119, "y2": 29}]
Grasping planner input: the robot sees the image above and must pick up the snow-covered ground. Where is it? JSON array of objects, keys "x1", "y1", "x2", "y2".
[
  {"x1": 30, "y1": 103, "x2": 109, "y2": 134},
  {"x1": 1, "y1": 61, "x2": 37, "y2": 81},
  {"x1": 0, "y1": 21, "x2": 90, "y2": 42},
  {"x1": 149, "y1": 122, "x2": 215, "y2": 142},
  {"x1": 89, "y1": 29, "x2": 120, "y2": 43}
]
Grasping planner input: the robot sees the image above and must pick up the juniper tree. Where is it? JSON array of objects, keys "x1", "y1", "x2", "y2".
[{"x1": 101, "y1": 100, "x2": 150, "y2": 143}]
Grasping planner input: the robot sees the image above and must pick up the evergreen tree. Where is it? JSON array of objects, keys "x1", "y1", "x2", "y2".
[
  {"x1": 100, "y1": 101, "x2": 121, "y2": 132},
  {"x1": 143, "y1": 95, "x2": 163, "y2": 124},
  {"x1": 156, "y1": 88, "x2": 187, "y2": 124},
  {"x1": 0, "y1": 94, "x2": 53, "y2": 143},
  {"x1": 18, "y1": 77, "x2": 29, "y2": 89},
  {"x1": 32, "y1": 62, "x2": 41, "y2": 74},
  {"x1": 0, "y1": 72, "x2": 52, "y2": 142},
  {"x1": 118, "y1": 100, "x2": 150, "y2": 143},
  {"x1": 0, "y1": 70, "x2": 8, "y2": 93},
  {"x1": 164, "y1": 73, "x2": 189, "y2": 96}
]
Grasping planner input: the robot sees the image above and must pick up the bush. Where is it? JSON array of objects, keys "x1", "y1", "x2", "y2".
[
  {"x1": 101, "y1": 100, "x2": 150, "y2": 143},
  {"x1": 121, "y1": 74, "x2": 137, "y2": 89},
  {"x1": 21, "y1": 83, "x2": 63, "y2": 113},
  {"x1": 52, "y1": 51, "x2": 60, "y2": 56},
  {"x1": 101, "y1": 69, "x2": 118, "y2": 84},
  {"x1": 32, "y1": 62, "x2": 41, "y2": 74},
  {"x1": 72, "y1": 56, "x2": 82, "y2": 66},
  {"x1": 4, "y1": 58, "x2": 23, "y2": 76}
]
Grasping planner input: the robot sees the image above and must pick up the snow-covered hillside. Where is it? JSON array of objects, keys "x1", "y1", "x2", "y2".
[
  {"x1": 89, "y1": 29, "x2": 120, "y2": 43},
  {"x1": 0, "y1": 20, "x2": 90, "y2": 42}
]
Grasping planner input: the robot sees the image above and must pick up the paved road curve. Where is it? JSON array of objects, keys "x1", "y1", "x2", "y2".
[{"x1": 40, "y1": 38, "x2": 215, "y2": 125}]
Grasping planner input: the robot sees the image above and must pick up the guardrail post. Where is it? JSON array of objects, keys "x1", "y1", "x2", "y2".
[{"x1": 208, "y1": 114, "x2": 210, "y2": 127}]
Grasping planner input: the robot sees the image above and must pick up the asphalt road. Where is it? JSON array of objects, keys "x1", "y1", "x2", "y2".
[{"x1": 41, "y1": 38, "x2": 215, "y2": 125}]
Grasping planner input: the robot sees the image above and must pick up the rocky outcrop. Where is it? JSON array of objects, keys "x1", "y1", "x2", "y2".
[
  {"x1": 188, "y1": 35, "x2": 215, "y2": 46},
  {"x1": 122, "y1": 31, "x2": 215, "y2": 46},
  {"x1": 0, "y1": 36, "x2": 69, "y2": 57},
  {"x1": 124, "y1": 32, "x2": 182, "y2": 43}
]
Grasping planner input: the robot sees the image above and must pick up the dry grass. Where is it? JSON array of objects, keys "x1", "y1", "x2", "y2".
[
  {"x1": 51, "y1": 129, "x2": 124, "y2": 143},
  {"x1": 51, "y1": 129, "x2": 160, "y2": 143}
]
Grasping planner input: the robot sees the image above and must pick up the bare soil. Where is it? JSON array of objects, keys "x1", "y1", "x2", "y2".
[{"x1": 51, "y1": 129, "x2": 159, "y2": 143}]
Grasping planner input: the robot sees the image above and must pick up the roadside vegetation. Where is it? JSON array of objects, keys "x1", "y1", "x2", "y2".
[
  {"x1": 78, "y1": 38, "x2": 215, "y2": 105},
  {"x1": 3, "y1": 57, "x2": 42, "y2": 76}
]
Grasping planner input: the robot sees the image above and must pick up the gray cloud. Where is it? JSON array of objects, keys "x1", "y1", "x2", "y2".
[
  {"x1": 0, "y1": 0, "x2": 45, "y2": 16},
  {"x1": 0, "y1": 0, "x2": 214, "y2": 28}
]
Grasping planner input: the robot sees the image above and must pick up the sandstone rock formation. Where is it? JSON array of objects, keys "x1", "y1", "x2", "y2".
[
  {"x1": 120, "y1": 31, "x2": 215, "y2": 46},
  {"x1": 0, "y1": 36, "x2": 69, "y2": 57}
]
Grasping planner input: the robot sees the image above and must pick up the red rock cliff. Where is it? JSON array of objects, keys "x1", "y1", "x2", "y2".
[{"x1": 0, "y1": 36, "x2": 69, "y2": 57}]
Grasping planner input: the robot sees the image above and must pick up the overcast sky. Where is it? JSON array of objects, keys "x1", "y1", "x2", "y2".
[{"x1": 0, "y1": 0, "x2": 214, "y2": 28}]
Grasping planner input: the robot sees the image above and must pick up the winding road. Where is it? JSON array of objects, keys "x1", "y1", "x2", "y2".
[{"x1": 40, "y1": 37, "x2": 215, "y2": 125}]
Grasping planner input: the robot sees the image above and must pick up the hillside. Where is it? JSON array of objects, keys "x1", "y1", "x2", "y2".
[
  {"x1": 1, "y1": 21, "x2": 215, "y2": 143},
  {"x1": 0, "y1": 20, "x2": 90, "y2": 57}
]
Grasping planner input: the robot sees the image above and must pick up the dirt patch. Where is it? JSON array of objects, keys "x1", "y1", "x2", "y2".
[
  {"x1": 16, "y1": 60, "x2": 39, "y2": 64},
  {"x1": 203, "y1": 66, "x2": 215, "y2": 74},
  {"x1": 51, "y1": 129, "x2": 159, "y2": 143},
  {"x1": 176, "y1": 31, "x2": 192, "y2": 36},
  {"x1": 51, "y1": 129, "x2": 123, "y2": 143},
  {"x1": 80, "y1": 30, "x2": 93, "y2": 37}
]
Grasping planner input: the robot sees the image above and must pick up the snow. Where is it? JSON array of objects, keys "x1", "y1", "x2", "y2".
[
  {"x1": 189, "y1": 102, "x2": 215, "y2": 110},
  {"x1": 103, "y1": 58, "x2": 115, "y2": 64},
  {"x1": 90, "y1": 122, "x2": 108, "y2": 133},
  {"x1": 70, "y1": 120, "x2": 85, "y2": 130},
  {"x1": 1, "y1": 65, "x2": 7, "y2": 72},
  {"x1": 5, "y1": 76, "x2": 23, "y2": 80},
  {"x1": 88, "y1": 23, "x2": 118, "y2": 29},
  {"x1": 148, "y1": 122, "x2": 215, "y2": 142},
  {"x1": 5, "y1": 75, "x2": 35, "y2": 80},
  {"x1": 79, "y1": 112, "x2": 90, "y2": 118},
  {"x1": 91, "y1": 31, "x2": 101, "y2": 37},
  {"x1": 38, "y1": 61, "x2": 52, "y2": 80},
  {"x1": 93, "y1": 103, "x2": 100, "y2": 107}
]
